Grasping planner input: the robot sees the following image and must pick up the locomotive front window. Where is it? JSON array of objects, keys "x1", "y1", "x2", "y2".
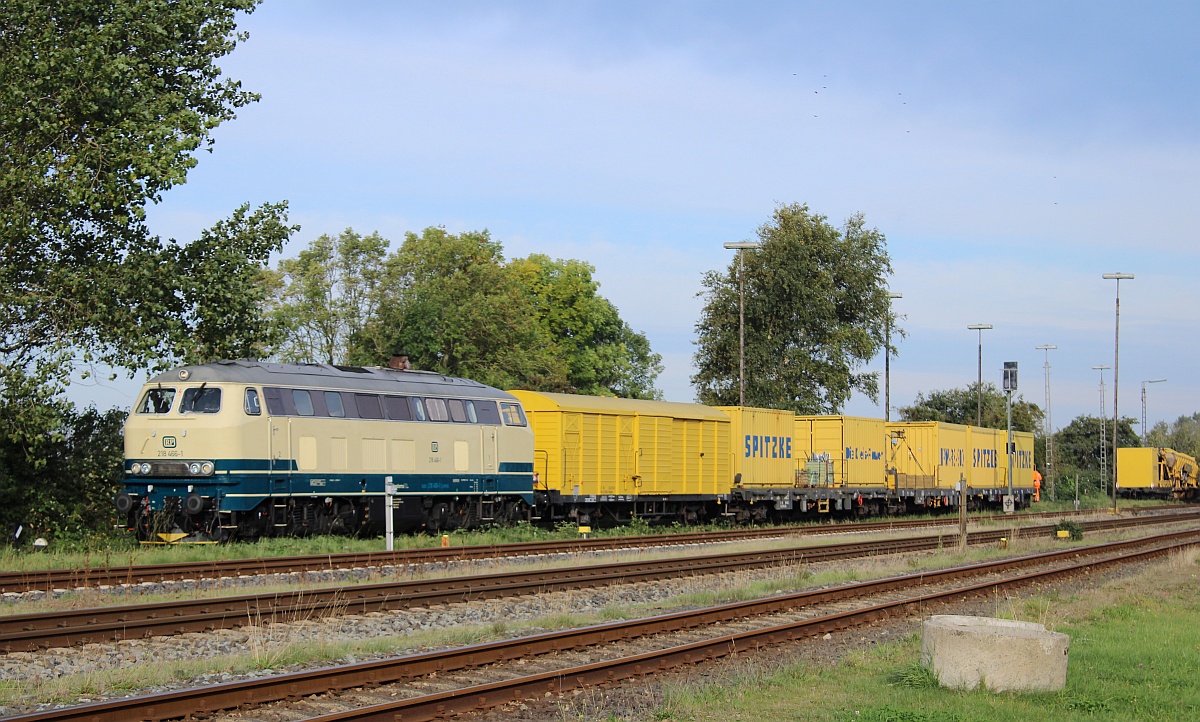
[
  {"x1": 463, "y1": 400, "x2": 479, "y2": 423},
  {"x1": 180, "y1": 387, "x2": 221, "y2": 414},
  {"x1": 499, "y1": 402, "x2": 527, "y2": 426},
  {"x1": 138, "y1": 388, "x2": 176, "y2": 414},
  {"x1": 411, "y1": 397, "x2": 427, "y2": 422},
  {"x1": 425, "y1": 398, "x2": 450, "y2": 422},
  {"x1": 324, "y1": 391, "x2": 346, "y2": 418},
  {"x1": 293, "y1": 389, "x2": 315, "y2": 416},
  {"x1": 244, "y1": 389, "x2": 262, "y2": 415}
]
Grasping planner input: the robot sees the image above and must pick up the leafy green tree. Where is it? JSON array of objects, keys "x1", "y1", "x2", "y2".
[
  {"x1": 692, "y1": 203, "x2": 895, "y2": 412},
  {"x1": 1, "y1": 0, "x2": 292, "y2": 380},
  {"x1": 1147, "y1": 413, "x2": 1200, "y2": 459},
  {"x1": 1053, "y1": 414, "x2": 1138, "y2": 478},
  {"x1": 898, "y1": 382, "x2": 1043, "y2": 433},
  {"x1": 354, "y1": 227, "x2": 569, "y2": 391},
  {"x1": 510, "y1": 254, "x2": 662, "y2": 399},
  {"x1": 267, "y1": 229, "x2": 389, "y2": 364},
  {"x1": 0, "y1": 369, "x2": 125, "y2": 543}
]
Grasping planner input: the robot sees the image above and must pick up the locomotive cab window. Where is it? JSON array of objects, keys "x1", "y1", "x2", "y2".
[
  {"x1": 244, "y1": 389, "x2": 261, "y2": 415},
  {"x1": 475, "y1": 400, "x2": 501, "y2": 425},
  {"x1": 355, "y1": 393, "x2": 383, "y2": 419},
  {"x1": 499, "y1": 402, "x2": 527, "y2": 426},
  {"x1": 180, "y1": 387, "x2": 221, "y2": 414},
  {"x1": 138, "y1": 388, "x2": 176, "y2": 414}
]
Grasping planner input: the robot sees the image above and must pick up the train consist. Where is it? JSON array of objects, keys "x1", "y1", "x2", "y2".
[
  {"x1": 1116, "y1": 447, "x2": 1199, "y2": 501},
  {"x1": 117, "y1": 361, "x2": 1036, "y2": 542}
]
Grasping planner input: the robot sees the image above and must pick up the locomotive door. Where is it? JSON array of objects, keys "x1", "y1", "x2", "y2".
[
  {"x1": 482, "y1": 427, "x2": 497, "y2": 494},
  {"x1": 268, "y1": 418, "x2": 292, "y2": 494}
]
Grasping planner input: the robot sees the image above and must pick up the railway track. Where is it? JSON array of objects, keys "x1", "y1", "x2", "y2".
[
  {"x1": 2, "y1": 511, "x2": 1195, "y2": 652},
  {"x1": 10, "y1": 525, "x2": 1198, "y2": 722},
  {"x1": 0, "y1": 506, "x2": 1182, "y2": 594}
]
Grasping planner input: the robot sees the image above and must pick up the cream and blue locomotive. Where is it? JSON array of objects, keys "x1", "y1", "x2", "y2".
[{"x1": 116, "y1": 361, "x2": 536, "y2": 541}]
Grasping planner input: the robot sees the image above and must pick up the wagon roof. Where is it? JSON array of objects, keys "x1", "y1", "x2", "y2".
[
  {"x1": 145, "y1": 360, "x2": 515, "y2": 399},
  {"x1": 508, "y1": 390, "x2": 730, "y2": 420}
]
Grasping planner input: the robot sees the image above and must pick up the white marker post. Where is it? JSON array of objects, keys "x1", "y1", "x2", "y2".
[{"x1": 384, "y1": 475, "x2": 395, "y2": 552}]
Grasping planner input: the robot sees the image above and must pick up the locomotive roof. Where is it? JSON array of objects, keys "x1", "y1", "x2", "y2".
[{"x1": 145, "y1": 360, "x2": 516, "y2": 400}]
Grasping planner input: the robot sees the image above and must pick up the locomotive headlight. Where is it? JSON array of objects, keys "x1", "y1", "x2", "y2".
[
  {"x1": 188, "y1": 462, "x2": 202, "y2": 475},
  {"x1": 200, "y1": 461, "x2": 214, "y2": 475},
  {"x1": 138, "y1": 462, "x2": 152, "y2": 475}
]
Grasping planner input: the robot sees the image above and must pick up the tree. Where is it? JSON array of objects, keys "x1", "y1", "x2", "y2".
[
  {"x1": 1054, "y1": 414, "x2": 1139, "y2": 479},
  {"x1": 1, "y1": 0, "x2": 292, "y2": 381},
  {"x1": 353, "y1": 227, "x2": 570, "y2": 391},
  {"x1": 898, "y1": 382, "x2": 1043, "y2": 433},
  {"x1": 267, "y1": 229, "x2": 389, "y2": 364},
  {"x1": 692, "y1": 203, "x2": 895, "y2": 412},
  {"x1": 509, "y1": 254, "x2": 662, "y2": 399},
  {"x1": 1147, "y1": 413, "x2": 1200, "y2": 459}
]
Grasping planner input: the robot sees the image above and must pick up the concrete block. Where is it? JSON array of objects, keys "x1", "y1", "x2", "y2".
[{"x1": 921, "y1": 615, "x2": 1069, "y2": 692}]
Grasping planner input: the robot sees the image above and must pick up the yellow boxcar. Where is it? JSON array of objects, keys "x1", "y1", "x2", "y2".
[
  {"x1": 1117, "y1": 447, "x2": 1198, "y2": 498},
  {"x1": 795, "y1": 416, "x2": 888, "y2": 488},
  {"x1": 511, "y1": 391, "x2": 731, "y2": 499},
  {"x1": 716, "y1": 406, "x2": 800, "y2": 488}
]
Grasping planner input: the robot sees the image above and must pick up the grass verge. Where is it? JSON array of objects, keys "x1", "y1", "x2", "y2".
[{"x1": 644, "y1": 548, "x2": 1200, "y2": 722}]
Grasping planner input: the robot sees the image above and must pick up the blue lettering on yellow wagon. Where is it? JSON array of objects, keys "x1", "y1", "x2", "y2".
[
  {"x1": 844, "y1": 446, "x2": 883, "y2": 461},
  {"x1": 973, "y1": 448, "x2": 998, "y2": 468},
  {"x1": 940, "y1": 448, "x2": 965, "y2": 467},
  {"x1": 744, "y1": 435, "x2": 792, "y2": 459}
]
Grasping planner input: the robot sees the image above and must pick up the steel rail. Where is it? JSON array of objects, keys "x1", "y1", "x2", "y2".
[
  {"x1": 1, "y1": 512, "x2": 1194, "y2": 653},
  {"x1": 9, "y1": 527, "x2": 1198, "y2": 722},
  {"x1": 3, "y1": 506, "x2": 1184, "y2": 594}
]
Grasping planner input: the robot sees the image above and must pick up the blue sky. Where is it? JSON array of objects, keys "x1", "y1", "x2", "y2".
[{"x1": 70, "y1": 1, "x2": 1200, "y2": 437}]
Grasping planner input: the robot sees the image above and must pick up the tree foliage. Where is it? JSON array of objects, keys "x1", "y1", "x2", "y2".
[
  {"x1": 0, "y1": 369, "x2": 125, "y2": 543},
  {"x1": 266, "y1": 229, "x2": 388, "y2": 364},
  {"x1": 1147, "y1": 413, "x2": 1200, "y2": 459},
  {"x1": 1, "y1": 0, "x2": 293, "y2": 379},
  {"x1": 1053, "y1": 414, "x2": 1139, "y2": 477},
  {"x1": 267, "y1": 227, "x2": 663, "y2": 397},
  {"x1": 898, "y1": 382, "x2": 1043, "y2": 433},
  {"x1": 692, "y1": 203, "x2": 895, "y2": 412}
]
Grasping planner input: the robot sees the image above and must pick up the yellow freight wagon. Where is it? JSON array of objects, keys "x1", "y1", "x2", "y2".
[
  {"x1": 795, "y1": 416, "x2": 888, "y2": 488},
  {"x1": 966, "y1": 426, "x2": 1004, "y2": 489},
  {"x1": 510, "y1": 390, "x2": 731, "y2": 501},
  {"x1": 717, "y1": 406, "x2": 798, "y2": 488},
  {"x1": 1117, "y1": 447, "x2": 1198, "y2": 499},
  {"x1": 885, "y1": 421, "x2": 969, "y2": 490}
]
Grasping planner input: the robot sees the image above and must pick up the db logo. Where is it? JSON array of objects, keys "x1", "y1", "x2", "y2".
[{"x1": 163, "y1": 436, "x2": 177, "y2": 448}]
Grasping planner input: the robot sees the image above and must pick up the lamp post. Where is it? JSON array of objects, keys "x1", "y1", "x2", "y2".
[
  {"x1": 967, "y1": 324, "x2": 993, "y2": 426},
  {"x1": 724, "y1": 241, "x2": 763, "y2": 406},
  {"x1": 1102, "y1": 272, "x2": 1133, "y2": 514},
  {"x1": 1093, "y1": 365, "x2": 1110, "y2": 495},
  {"x1": 1141, "y1": 379, "x2": 1166, "y2": 446},
  {"x1": 1035, "y1": 344, "x2": 1057, "y2": 499},
  {"x1": 885, "y1": 292, "x2": 902, "y2": 421}
]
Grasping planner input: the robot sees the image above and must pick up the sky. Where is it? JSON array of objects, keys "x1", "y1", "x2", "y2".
[{"x1": 69, "y1": 1, "x2": 1200, "y2": 438}]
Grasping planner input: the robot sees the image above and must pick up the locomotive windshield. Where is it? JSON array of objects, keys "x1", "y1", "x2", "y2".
[
  {"x1": 180, "y1": 387, "x2": 222, "y2": 414},
  {"x1": 138, "y1": 388, "x2": 176, "y2": 414}
]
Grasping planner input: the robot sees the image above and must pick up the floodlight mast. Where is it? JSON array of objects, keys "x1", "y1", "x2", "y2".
[
  {"x1": 967, "y1": 324, "x2": 993, "y2": 426},
  {"x1": 1102, "y1": 273, "x2": 1133, "y2": 514},
  {"x1": 724, "y1": 241, "x2": 763, "y2": 406}
]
